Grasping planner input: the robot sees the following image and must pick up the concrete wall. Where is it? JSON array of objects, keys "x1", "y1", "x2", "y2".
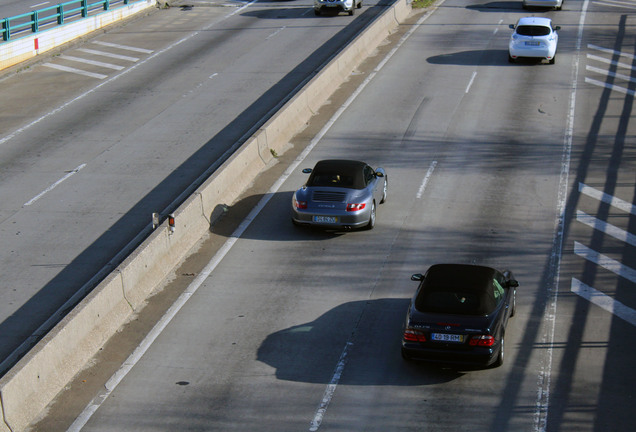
[
  {"x1": 0, "y1": 1, "x2": 411, "y2": 430},
  {"x1": 0, "y1": 0, "x2": 156, "y2": 71}
]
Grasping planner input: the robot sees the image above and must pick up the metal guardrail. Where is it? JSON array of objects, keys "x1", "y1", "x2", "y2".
[{"x1": 1, "y1": 0, "x2": 144, "y2": 42}]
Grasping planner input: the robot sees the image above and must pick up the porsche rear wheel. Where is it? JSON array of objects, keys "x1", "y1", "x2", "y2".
[{"x1": 366, "y1": 202, "x2": 376, "y2": 230}]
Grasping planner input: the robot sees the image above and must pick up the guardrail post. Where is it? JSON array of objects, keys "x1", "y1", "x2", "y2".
[
  {"x1": 2, "y1": 18, "x2": 10, "y2": 41},
  {"x1": 58, "y1": 5, "x2": 65, "y2": 25},
  {"x1": 32, "y1": 11, "x2": 39, "y2": 33},
  {"x1": 82, "y1": 0, "x2": 88, "y2": 17},
  {"x1": 104, "y1": 0, "x2": 110, "y2": 11}
]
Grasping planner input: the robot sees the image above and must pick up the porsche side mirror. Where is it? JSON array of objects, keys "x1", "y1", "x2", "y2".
[
  {"x1": 508, "y1": 280, "x2": 519, "y2": 288},
  {"x1": 411, "y1": 274, "x2": 424, "y2": 281},
  {"x1": 302, "y1": 168, "x2": 312, "y2": 174},
  {"x1": 509, "y1": 24, "x2": 515, "y2": 29}
]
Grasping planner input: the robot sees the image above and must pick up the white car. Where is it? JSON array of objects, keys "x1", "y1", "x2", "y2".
[
  {"x1": 314, "y1": 0, "x2": 362, "y2": 16},
  {"x1": 523, "y1": 0, "x2": 563, "y2": 10},
  {"x1": 508, "y1": 17, "x2": 560, "y2": 64}
]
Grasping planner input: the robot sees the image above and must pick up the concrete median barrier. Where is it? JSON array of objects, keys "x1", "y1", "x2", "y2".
[{"x1": 0, "y1": 1, "x2": 412, "y2": 430}]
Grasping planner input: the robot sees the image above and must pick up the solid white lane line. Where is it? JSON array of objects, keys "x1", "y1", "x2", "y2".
[
  {"x1": 579, "y1": 183, "x2": 636, "y2": 215},
  {"x1": 571, "y1": 279, "x2": 636, "y2": 327},
  {"x1": 574, "y1": 241, "x2": 636, "y2": 284},
  {"x1": 24, "y1": 164, "x2": 86, "y2": 206},
  {"x1": 93, "y1": 41, "x2": 154, "y2": 53},
  {"x1": 43, "y1": 63, "x2": 108, "y2": 79},
  {"x1": 576, "y1": 210, "x2": 636, "y2": 247},
  {"x1": 416, "y1": 161, "x2": 437, "y2": 199},
  {"x1": 30, "y1": 2, "x2": 49, "y2": 8},
  {"x1": 77, "y1": 48, "x2": 139, "y2": 62},
  {"x1": 61, "y1": 55, "x2": 125, "y2": 70}
]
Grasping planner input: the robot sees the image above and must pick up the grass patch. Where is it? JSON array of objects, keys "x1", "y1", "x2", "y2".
[{"x1": 412, "y1": 0, "x2": 436, "y2": 8}]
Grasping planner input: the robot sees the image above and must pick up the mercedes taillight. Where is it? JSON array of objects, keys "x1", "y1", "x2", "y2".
[
  {"x1": 469, "y1": 335, "x2": 495, "y2": 347},
  {"x1": 403, "y1": 329, "x2": 427, "y2": 343}
]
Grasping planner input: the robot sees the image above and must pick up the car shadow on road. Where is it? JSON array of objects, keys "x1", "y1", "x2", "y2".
[
  {"x1": 465, "y1": 2, "x2": 524, "y2": 12},
  {"x1": 210, "y1": 190, "x2": 378, "y2": 242},
  {"x1": 240, "y1": 4, "x2": 367, "y2": 19},
  {"x1": 427, "y1": 50, "x2": 549, "y2": 66},
  {"x1": 257, "y1": 298, "x2": 465, "y2": 385}
]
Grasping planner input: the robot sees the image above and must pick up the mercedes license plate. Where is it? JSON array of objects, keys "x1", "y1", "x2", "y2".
[{"x1": 431, "y1": 333, "x2": 463, "y2": 343}]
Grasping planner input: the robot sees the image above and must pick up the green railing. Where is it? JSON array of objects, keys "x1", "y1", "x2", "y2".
[{"x1": 1, "y1": 0, "x2": 145, "y2": 42}]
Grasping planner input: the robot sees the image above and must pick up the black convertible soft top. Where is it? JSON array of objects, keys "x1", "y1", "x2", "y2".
[
  {"x1": 415, "y1": 264, "x2": 500, "y2": 315},
  {"x1": 306, "y1": 160, "x2": 368, "y2": 189}
]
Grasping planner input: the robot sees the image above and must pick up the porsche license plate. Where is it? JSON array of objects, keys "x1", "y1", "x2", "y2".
[
  {"x1": 431, "y1": 333, "x2": 463, "y2": 343},
  {"x1": 313, "y1": 216, "x2": 337, "y2": 223},
  {"x1": 525, "y1": 41, "x2": 540, "y2": 46}
]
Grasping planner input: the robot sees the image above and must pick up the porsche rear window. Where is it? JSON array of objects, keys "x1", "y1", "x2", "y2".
[{"x1": 516, "y1": 25, "x2": 551, "y2": 36}]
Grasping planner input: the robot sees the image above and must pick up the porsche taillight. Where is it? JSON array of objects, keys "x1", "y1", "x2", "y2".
[
  {"x1": 293, "y1": 196, "x2": 307, "y2": 209},
  {"x1": 346, "y1": 203, "x2": 366, "y2": 211}
]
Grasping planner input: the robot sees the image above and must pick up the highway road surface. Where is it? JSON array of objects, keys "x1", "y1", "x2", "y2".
[{"x1": 24, "y1": 0, "x2": 636, "y2": 431}]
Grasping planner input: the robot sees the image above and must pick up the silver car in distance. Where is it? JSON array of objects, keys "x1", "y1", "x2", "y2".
[{"x1": 291, "y1": 160, "x2": 387, "y2": 230}]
